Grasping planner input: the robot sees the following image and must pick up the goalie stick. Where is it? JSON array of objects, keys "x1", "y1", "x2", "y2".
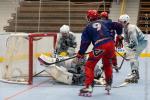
[
  {"x1": 34, "y1": 52, "x2": 89, "y2": 77},
  {"x1": 38, "y1": 52, "x2": 89, "y2": 67}
]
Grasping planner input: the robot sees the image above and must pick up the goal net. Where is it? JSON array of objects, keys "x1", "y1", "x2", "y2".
[{"x1": 0, "y1": 32, "x2": 57, "y2": 84}]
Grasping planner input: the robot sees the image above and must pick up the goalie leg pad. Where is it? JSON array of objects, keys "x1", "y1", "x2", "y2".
[{"x1": 46, "y1": 65, "x2": 73, "y2": 85}]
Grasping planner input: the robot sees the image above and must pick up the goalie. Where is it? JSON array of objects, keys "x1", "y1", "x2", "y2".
[
  {"x1": 38, "y1": 54, "x2": 104, "y2": 85},
  {"x1": 55, "y1": 25, "x2": 77, "y2": 57},
  {"x1": 38, "y1": 54, "x2": 87, "y2": 85}
]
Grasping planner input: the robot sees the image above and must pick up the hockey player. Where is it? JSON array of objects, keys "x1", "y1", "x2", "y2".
[
  {"x1": 55, "y1": 25, "x2": 77, "y2": 57},
  {"x1": 77, "y1": 10, "x2": 123, "y2": 96},
  {"x1": 118, "y1": 14, "x2": 148, "y2": 83},
  {"x1": 99, "y1": 11, "x2": 123, "y2": 72}
]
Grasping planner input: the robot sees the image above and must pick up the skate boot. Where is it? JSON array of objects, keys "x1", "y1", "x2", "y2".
[
  {"x1": 125, "y1": 70, "x2": 139, "y2": 83},
  {"x1": 105, "y1": 85, "x2": 111, "y2": 95},
  {"x1": 113, "y1": 65, "x2": 119, "y2": 73},
  {"x1": 79, "y1": 85, "x2": 93, "y2": 97},
  {"x1": 105, "y1": 79, "x2": 112, "y2": 95}
]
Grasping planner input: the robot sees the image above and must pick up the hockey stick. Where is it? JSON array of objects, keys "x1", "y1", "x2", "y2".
[
  {"x1": 34, "y1": 52, "x2": 89, "y2": 77},
  {"x1": 117, "y1": 53, "x2": 126, "y2": 70},
  {"x1": 115, "y1": 50, "x2": 129, "y2": 61},
  {"x1": 115, "y1": 51, "x2": 128, "y2": 71},
  {"x1": 38, "y1": 52, "x2": 89, "y2": 67}
]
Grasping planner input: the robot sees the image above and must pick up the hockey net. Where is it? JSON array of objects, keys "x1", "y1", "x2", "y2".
[{"x1": 0, "y1": 32, "x2": 57, "y2": 84}]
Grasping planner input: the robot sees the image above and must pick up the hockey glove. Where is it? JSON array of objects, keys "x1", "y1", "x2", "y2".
[
  {"x1": 115, "y1": 35, "x2": 124, "y2": 49},
  {"x1": 76, "y1": 52, "x2": 86, "y2": 65},
  {"x1": 76, "y1": 52, "x2": 84, "y2": 59}
]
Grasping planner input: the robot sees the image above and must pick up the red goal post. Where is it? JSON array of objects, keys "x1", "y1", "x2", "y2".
[{"x1": 28, "y1": 33, "x2": 57, "y2": 84}]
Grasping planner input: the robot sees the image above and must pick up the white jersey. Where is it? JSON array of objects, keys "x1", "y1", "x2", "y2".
[
  {"x1": 124, "y1": 24, "x2": 146, "y2": 49},
  {"x1": 56, "y1": 31, "x2": 77, "y2": 56},
  {"x1": 123, "y1": 24, "x2": 148, "y2": 74}
]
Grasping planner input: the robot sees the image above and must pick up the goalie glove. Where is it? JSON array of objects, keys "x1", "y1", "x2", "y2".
[
  {"x1": 115, "y1": 35, "x2": 124, "y2": 49},
  {"x1": 76, "y1": 51, "x2": 86, "y2": 65}
]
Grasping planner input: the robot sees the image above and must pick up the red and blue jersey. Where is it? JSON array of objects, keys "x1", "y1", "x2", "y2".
[
  {"x1": 78, "y1": 20, "x2": 122, "y2": 55},
  {"x1": 100, "y1": 19, "x2": 123, "y2": 39}
]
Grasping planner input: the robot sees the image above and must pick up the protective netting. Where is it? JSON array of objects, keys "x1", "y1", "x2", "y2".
[{"x1": 0, "y1": 33, "x2": 56, "y2": 84}]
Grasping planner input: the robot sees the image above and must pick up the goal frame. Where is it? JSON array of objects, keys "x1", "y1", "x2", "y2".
[{"x1": 28, "y1": 33, "x2": 57, "y2": 84}]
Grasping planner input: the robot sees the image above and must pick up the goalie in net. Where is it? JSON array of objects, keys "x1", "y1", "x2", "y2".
[{"x1": 55, "y1": 25, "x2": 77, "y2": 57}]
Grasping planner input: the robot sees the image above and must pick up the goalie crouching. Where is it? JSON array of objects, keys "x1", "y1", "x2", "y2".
[
  {"x1": 38, "y1": 24, "x2": 85, "y2": 85},
  {"x1": 38, "y1": 54, "x2": 104, "y2": 85},
  {"x1": 38, "y1": 54, "x2": 87, "y2": 85}
]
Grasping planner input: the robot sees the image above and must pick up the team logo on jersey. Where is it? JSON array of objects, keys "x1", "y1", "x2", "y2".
[{"x1": 93, "y1": 49, "x2": 104, "y2": 57}]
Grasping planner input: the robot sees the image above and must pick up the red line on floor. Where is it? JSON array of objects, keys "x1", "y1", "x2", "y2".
[{"x1": 4, "y1": 79, "x2": 49, "y2": 100}]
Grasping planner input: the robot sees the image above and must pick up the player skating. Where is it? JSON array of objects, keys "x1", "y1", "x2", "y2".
[
  {"x1": 118, "y1": 14, "x2": 148, "y2": 83},
  {"x1": 77, "y1": 10, "x2": 123, "y2": 96}
]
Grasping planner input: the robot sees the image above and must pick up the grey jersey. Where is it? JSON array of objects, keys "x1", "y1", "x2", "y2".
[
  {"x1": 124, "y1": 24, "x2": 146, "y2": 49},
  {"x1": 56, "y1": 32, "x2": 77, "y2": 53}
]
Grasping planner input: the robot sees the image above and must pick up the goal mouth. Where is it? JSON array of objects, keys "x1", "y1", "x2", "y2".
[{"x1": 0, "y1": 32, "x2": 57, "y2": 85}]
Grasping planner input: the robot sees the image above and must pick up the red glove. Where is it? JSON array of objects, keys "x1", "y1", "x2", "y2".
[
  {"x1": 76, "y1": 52, "x2": 84, "y2": 59},
  {"x1": 115, "y1": 35, "x2": 124, "y2": 49}
]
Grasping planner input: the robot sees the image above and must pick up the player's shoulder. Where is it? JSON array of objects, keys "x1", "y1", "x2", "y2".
[
  {"x1": 69, "y1": 31, "x2": 74, "y2": 35},
  {"x1": 69, "y1": 31, "x2": 76, "y2": 38},
  {"x1": 128, "y1": 24, "x2": 137, "y2": 31},
  {"x1": 128, "y1": 24, "x2": 136, "y2": 28}
]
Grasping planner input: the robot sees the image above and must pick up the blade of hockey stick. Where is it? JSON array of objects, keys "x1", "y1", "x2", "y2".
[
  {"x1": 117, "y1": 55, "x2": 125, "y2": 70},
  {"x1": 39, "y1": 52, "x2": 89, "y2": 67},
  {"x1": 115, "y1": 50, "x2": 129, "y2": 61},
  {"x1": 34, "y1": 52, "x2": 89, "y2": 77}
]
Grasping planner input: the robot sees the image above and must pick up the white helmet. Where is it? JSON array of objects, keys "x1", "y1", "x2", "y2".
[
  {"x1": 119, "y1": 14, "x2": 130, "y2": 24},
  {"x1": 60, "y1": 25, "x2": 70, "y2": 33}
]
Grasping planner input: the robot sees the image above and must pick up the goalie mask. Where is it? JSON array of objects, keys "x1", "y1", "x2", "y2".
[{"x1": 59, "y1": 25, "x2": 70, "y2": 37}]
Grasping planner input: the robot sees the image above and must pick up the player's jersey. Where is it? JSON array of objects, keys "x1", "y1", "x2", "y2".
[
  {"x1": 124, "y1": 24, "x2": 146, "y2": 49},
  {"x1": 79, "y1": 20, "x2": 111, "y2": 55},
  {"x1": 57, "y1": 32, "x2": 77, "y2": 53},
  {"x1": 100, "y1": 19, "x2": 123, "y2": 39},
  {"x1": 79, "y1": 20, "x2": 122, "y2": 54}
]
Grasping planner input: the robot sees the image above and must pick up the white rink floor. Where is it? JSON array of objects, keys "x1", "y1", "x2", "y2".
[{"x1": 0, "y1": 57, "x2": 150, "y2": 100}]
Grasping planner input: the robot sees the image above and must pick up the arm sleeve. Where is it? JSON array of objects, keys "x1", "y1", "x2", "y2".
[
  {"x1": 72, "y1": 34, "x2": 77, "y2": 48},
  {"x1": 111, "y1": 22, "x2": 123, "y2": 35},
  {"x1": 128, "y1": 27, "x2": 138, "y2": 48},
  {"x1": 78, "y1": 27, "x2": 91, "y2": 55}
]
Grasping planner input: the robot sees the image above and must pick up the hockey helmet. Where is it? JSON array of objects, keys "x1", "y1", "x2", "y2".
[
  {"x1": 60, "y1": 25, "x2": 70, "y2": 34},
  {"x1": 100, "y1": 11, "x2": 108, "y2": 18},
  {"x1": 87, "y1": 10, "x2": 99, "y2": 21},
  {"x1": 118, "y1": 14, "x2": 130, "y2": 24}
]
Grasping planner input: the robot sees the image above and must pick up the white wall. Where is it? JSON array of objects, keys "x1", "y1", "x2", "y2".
[{"x1": 0, "y1": 0, "x2": 19, "y2": 32}]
